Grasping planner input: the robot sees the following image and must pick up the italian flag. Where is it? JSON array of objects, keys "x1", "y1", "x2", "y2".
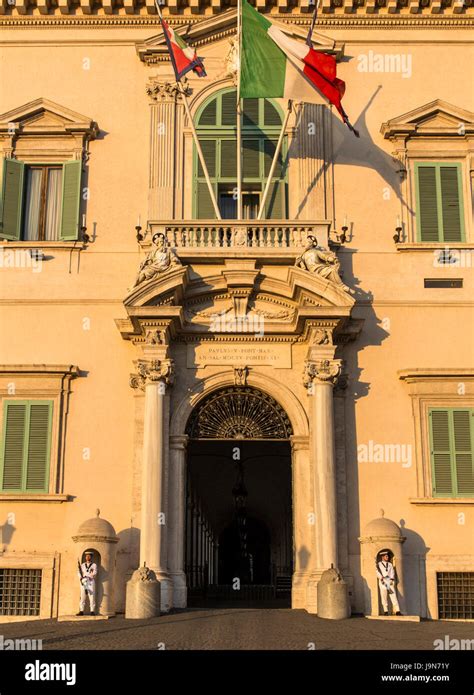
[
  {"x1": 162, "y1": 19, "x2": 206, "y2": 80},
  {"x1": 240, "y1": 0, "x2": 358, "y2": 135}
]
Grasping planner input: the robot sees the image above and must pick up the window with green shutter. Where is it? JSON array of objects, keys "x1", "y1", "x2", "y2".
[
  {"x1": 0, "y1": 159, "x2": 81, "y2": 242},
  {"x1": 429, "y1": 408, "x2": 474, "y2": 497},
  {"x1": 415, "y1": 162, "x2": 464, "y2": 242},
  {"x1": 194, "y1": 89, "x2": 287, "y2": 220},
  {"x1": 0, "y1": 401, "x2": 53, "y2": 493}
]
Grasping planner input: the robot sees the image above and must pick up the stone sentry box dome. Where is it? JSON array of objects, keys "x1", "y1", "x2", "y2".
[
  {"x1": 359, "y1": 510, "x2": 406, "y2": 616},
  {"x1": 72, "y1": 509, "x2": 119, "y2": 616}
]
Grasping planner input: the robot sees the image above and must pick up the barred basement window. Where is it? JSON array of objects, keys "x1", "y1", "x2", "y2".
[
  {"x1": 0, "y1": 568, "x2": 42, "y2": 616},
  {"x1": 437, "y1": 572, "x2": 474, "y2": 619}
]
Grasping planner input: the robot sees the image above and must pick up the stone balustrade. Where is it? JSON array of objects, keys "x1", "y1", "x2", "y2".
[{"x1": 146, "y1": 220, "x2": 332, "y2": 256}]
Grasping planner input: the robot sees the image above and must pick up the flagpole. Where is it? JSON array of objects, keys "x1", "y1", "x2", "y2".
[
  {"x1": 236, "y1": 0, "x2": 243, "y2": 220},
  {"x1": 155, "y1": 0, "x2": 222, "y2": 220},
  {"x1": 257, "y1": 99, "x2": 292, "y2": 221}
]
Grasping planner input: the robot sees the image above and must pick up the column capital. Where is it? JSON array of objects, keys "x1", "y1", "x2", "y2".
[
  {"x1": 130, "y1": 358, "x2": 175, "y2": 390},
  {"x1": 303, "y1": 358, "x2": 343, "y2": 389},
  {"x1": 146, "y1": 79, "x2": 188, "y2": 104}
]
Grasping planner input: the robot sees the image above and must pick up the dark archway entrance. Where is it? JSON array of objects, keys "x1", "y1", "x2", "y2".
[{"x1": 184, "y1": 387, "x2": 293, "y2": 606}]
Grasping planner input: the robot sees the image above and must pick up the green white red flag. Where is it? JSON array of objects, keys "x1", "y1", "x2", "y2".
[
  {"x1": 240, "y1": 0, "x2": 358, "y2": 136},
  {"x1": 162, "y1": 18, "x2": 206, "y2": 81}
]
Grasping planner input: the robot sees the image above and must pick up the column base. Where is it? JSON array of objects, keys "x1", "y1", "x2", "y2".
[
  {"x1": 152, "y1": 571, "x2": 173, "y2": 613},
  {"x1": 169, "y1": 571, "x2": 187, "y2": 608},
  {"x1": 291, "y1": 571, "x2": 312, "y2": 610}
]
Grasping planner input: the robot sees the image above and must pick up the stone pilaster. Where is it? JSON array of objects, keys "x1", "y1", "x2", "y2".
[
  {"x1": 168, "y1": 434, "x2": 188, "y2": 608},
  {"x1": 291, "y1": 103, "x2": 333, "y2": 221},
  {"x1": 146, "y1": 80, "x2": 185, "y2": 220},
  {"x1": 290, "y1": 435, "x2": 312, "y2": 609}
]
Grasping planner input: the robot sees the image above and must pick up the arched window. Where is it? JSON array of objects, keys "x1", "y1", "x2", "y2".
[{"x1": 194, "y1": 89, "x2": 287, "y2": 220}]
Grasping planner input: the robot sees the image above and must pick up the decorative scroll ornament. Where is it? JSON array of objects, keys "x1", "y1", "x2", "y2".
[
  {"x1": 295, "y1": 235, "x2": 353, "y2": 294},
  {"x1": 303, "y1": 359, "x2": 342, "y2": 389},
  {"x1": 186, "y1": 387, "x2": 293, "y2": 439},
  {"x1": 129, "y1": 358, "x2": 175, "y2": 390},
  {"x1": 225, "y1": 38, "x2": 239, "y2": 86},
  {"x1": 133, "y1": 232, "x2": 182, "y2": 287}
]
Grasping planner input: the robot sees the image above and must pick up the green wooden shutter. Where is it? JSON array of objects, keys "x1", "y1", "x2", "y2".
[
  {"x1": 196, "y1": 183, "x2": 217, "y2": 219},
  {"x1": 429, "y1": 409, "x2": 453, "y2": 495},
  {"x1": 221, "y1": 91, "x2": 236, "y2": 126},
  {"x1": 0, "y1": 159, "x2": 24, "y2": 241},
  {"x1": 243, "y1": 99, "x2": 259, "y2": 127},
  {"x1": 452, "y1": 410, "x2": 474, "y2": 495},
  {"x1": 60, "y1": 160, "x2": 81, "y2": 241},
  {"x1": 242, "y1": 139, "x2": 260, "y2": 179},
  {"x1": 1, "y1": 400, "x2": 52, "y2": 493},
  {"x1": 197, "y1": 140, "x2": 216, "y2": 178},
  {"x1": 264, "y1": 180, "x2": 284, "y2": 220},
  {"x1": 417, "y1": 165, "x2": 440, "y2": 242},
  {"x1": 220, "y1": 139, "x2": 237, "y2": 179},
  {"x1": 264, "y1": 139, "x2": 283, "y2": 178},
  {"x1": 199, "y1": 99, "x2": 217, "y2": 127},
  {"x1": 440, "y1": 165, "x2": 463, "y2": 242},
  {"x1": 1, "y1": 403, "x2": 27, "y2": 490},
  {"x1": 25, "y1": 403, "x2": 52, "y2": 491}
]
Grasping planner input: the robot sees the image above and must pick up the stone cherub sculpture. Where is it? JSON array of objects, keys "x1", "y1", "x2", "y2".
[
  {"x1": 295, "y1": 235, "x2": 353, "y2": 293},
  {"x1": 133, "y1": 232, "x2": 182, "y2": 287}
]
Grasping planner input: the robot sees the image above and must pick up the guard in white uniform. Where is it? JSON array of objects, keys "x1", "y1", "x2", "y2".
[
  {"x1": 77, "y1": 551, "x2": 98, "y2": 616},
  {"x1": 376, "y1": 549, "x2": 402, "y2": 616}
]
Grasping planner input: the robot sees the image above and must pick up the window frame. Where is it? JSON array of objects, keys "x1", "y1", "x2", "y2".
[
  {"x1": 0, "y1": 399, "x2": 53, "y2": 494},
  {"x1": 414, "y1": 161, "x2": 465, "y2": 243},
  {"x1": 22, "y1": 164, "x2": 63, "y2": 242},
  {"x1": 193, "y1": 88, "x2": 288, "y2": 220},
  {"x1": 428, "y1": 406, "x2": 474, "y2": 498}
]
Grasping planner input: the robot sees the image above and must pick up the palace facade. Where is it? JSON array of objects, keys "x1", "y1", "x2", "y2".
[{"x1": 0, "y1": 0, "x2": 473, "y2": 622}]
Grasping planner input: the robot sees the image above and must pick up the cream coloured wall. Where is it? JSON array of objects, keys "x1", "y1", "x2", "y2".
[{"x1": 0, "y1": 12, "x2": 473, "y2": 618}]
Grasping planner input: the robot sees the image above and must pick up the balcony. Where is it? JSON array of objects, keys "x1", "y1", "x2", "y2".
[{"x1": 145, "y1": 220, "x2": 332, "y2": 262}]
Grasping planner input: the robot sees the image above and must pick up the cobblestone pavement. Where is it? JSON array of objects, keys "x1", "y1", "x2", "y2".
[{"x1": 0, "y1": 610, "x2": 473, "y2": 650}]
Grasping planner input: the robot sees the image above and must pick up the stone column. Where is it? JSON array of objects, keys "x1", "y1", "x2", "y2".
[
  {"x1": 168, "y1": 434, "x2": 188, "y2": 608},
  {"x1": 131, "y1": 357, "x2": 174, "y2": 612},
  {"x1": 304, "y1": 357, "x2": 342, "y2": 613},
  {"x1": 290, "y1": 435, "x2": 312, "y2": 610},
  {"x1": 146, "y1": 80, "x2": 184, "y2": 220}
]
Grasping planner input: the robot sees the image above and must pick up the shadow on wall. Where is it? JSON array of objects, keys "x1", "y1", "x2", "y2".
[
  {"x1": 399, "y1": 519, "x2": 431, "y2": 618},
  {"x1": 289, "y1": 85, "x2": 413, "y2": 218},
  {"x1": 0, "y1": 516, "x2": 16, "y2": 551},
  {"x1": 114, "y1": 527, "x2": 141, "y2": 613}
]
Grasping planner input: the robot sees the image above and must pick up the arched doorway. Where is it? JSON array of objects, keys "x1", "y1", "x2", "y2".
[{"x1": 184, "y1": 386, "x2": 293, "y2": 606}]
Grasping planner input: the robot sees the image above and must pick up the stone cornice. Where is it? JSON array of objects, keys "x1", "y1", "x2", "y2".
[
  {"x1": 0, "y1": 364, "x2": 80, "y2": 377},
  {"x1": 398, "y1": 368, "x2": 474, "y2": 381},
  {"x1": 0, "y1": 10, "x2": 473, "y2": 27}
]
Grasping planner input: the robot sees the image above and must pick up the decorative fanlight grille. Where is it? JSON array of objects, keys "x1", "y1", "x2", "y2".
[{"x1": 186, "y1": 387, "x2": 293, "y2": 440}]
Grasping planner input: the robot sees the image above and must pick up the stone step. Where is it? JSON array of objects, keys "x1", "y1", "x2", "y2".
[
  {"x1": 57, "y1": 615, "x2": 112, "y2": 622},
  {"x1": 366, "y1": 615, "x2": 421, "y2": 622}
]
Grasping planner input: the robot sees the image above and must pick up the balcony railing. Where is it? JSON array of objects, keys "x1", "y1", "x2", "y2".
[{"x1": 146, "y1": 220, "x2": 332, "y2": 257}]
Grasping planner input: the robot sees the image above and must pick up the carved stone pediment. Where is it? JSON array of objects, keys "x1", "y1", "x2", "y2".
[
  {"x1": 0, "y1": 98, "x2": 99, "y2": 139},
  {"x1": 381, "y1": 99, "x2": 474, "y2": 139}
]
